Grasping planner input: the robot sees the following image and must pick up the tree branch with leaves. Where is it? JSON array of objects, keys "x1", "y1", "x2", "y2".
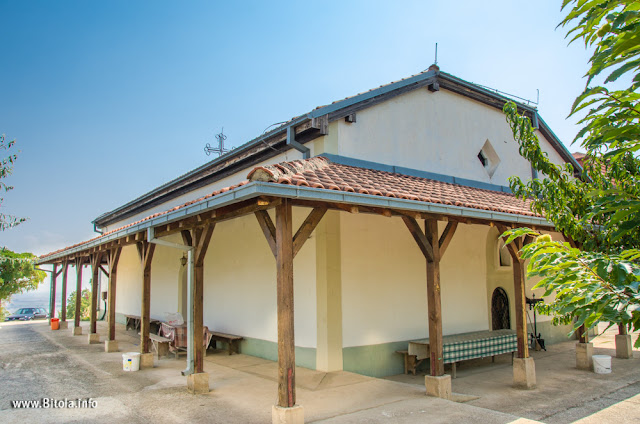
[{"x1": 0, "y1": 134, "x2": 25, "y2": 231}]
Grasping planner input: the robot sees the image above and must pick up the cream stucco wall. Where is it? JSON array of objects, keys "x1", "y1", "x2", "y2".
[
  {"x1": 335, "y1": 88, "x2": 568, "y2": 187},
  {"x1": 113, "y1": 207, "x2": 318, "y2": 348},
  {"x1": 201, "y1": 208, "x2": 317, "y2": 348},
  {"x1": 114, "y1": 235, "x2": 182, "y2": 321},
  {"x1": 340, "y1": 213, "x2": 490, "y2": 348}
]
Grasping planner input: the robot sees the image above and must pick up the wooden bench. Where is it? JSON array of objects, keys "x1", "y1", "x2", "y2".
[
  {"x1": 210, "y1": 331, "x2": 243, "y2": 355},
  {"x1": 125, "y1": 314, "x2": 163, "y2": 334},
  {"x1": 125, "y1": 314, "x2": 141, "y2": 331},
  {"x1": 149, "y1": 333, "x2": 171, "y2": 357},
  {"x1": 396, "y1": 350, "x2": 424, "y2": 375}
]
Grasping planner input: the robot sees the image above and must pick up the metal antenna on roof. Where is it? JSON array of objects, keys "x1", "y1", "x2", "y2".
[
  {"x1": 434, "y1": 42, "x2": 438, "y2": 66},
  {"x1": 204, "y1": 128, "x2": 231, "y2": 157}
]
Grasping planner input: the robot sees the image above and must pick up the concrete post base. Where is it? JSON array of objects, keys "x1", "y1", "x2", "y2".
[
  {"x1": 187, "y1": 372, "x2": 210, "y2": 394},
  {"x1": 58, "y1": 321, "x2": 68, "y2": 330},
  {"x1": 576, "y1": 342, "x2": 593, "y2": 370},
  {"x1": 140, "y1": 352, "x2": 154, "y2": 369},
  {"x1": 104, "y1": 340, "x2": 119, "y2": 353},
  {"x1": 616, "y1": 334, "x2": 633, "y2": 359},
  {"x1": 72, "y1": 326, "x2": 82, "y2": 336},
  {"x1": 88, "y1": 333, "x2": 100, "y2": 344},
  {"x1": 425, "y1": 374, "x2": 452, "y2": 400},
  {"x1": 272, "y1": 404, "x2": 304, "y2": 424},
  {"x1": 513, "y1": 357, "x2": 536, "y2": 389}
]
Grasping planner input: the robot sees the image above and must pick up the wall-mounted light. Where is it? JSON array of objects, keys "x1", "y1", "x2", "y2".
[{"x1": 180, "y1": 253, "x2": 187, "y2": 267}]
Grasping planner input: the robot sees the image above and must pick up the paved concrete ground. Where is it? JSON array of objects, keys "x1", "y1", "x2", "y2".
[{"x1": 0, "y1": 320, "x2": 637, "y2": 423}]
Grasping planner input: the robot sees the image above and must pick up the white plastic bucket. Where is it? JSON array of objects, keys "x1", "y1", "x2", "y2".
[
  {"x1": 593, "y1": 355, "x2": 612, "y2": 374},
  {"x1": 122, "y1": 352, "x2": 141, "y2": 372}
]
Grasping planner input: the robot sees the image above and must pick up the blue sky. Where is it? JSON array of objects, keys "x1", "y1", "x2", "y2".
[{"x1": 0, "y1": 0, "x2": 592, "y2": 259}]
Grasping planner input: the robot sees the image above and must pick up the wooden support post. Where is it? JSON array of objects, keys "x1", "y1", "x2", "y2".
[
  {"x1": 618, "y1": 323, "x2": 628, "y2": 336},
  {"x1": 61, "y1": 262, "x2": 68, "y2": 322},
  {"x1": 512, "y1": 258, "x2": 529, "y2": 358},
  {"x1": 193, "y1": 223, "x2": 214, "y2": 373},
  {"x1": 497, "y1": 225, "x2": 529, "y2": 359},
  {"x1": 254, "y1": 201, "x2": 325, "y2": 409},
  {"x1": 403, "y1": 218, "x2": 457, "y2": 379},
  {"x1": 425, "y1": 219, "x2": 444, "y2": 376},
  {"x1": 138, "y1": 241, "x2": 156, "y2": 354},
  {"x1": 89, "y1": 252, "x2": 102, "y2": 335},
  {"x1": 276, "y1": 199, "x2": 295, "y2": 408},
  {"x1": 49, "y1": 264, "x2": 58, "y2": 320},
  {"x1": 576, "y1": 324, "x2": 589, "y2": 343},
  {"x1": 74, "y1": 258, "x2": 84, "y2": 329},
  {"x1": 107, "y1": 248, "x2": 122, "y2": 341}
]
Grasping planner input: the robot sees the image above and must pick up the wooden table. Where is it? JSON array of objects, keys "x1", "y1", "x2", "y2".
[{"x1": 408, "y1": 329, "x2": 517, "y2": 377}]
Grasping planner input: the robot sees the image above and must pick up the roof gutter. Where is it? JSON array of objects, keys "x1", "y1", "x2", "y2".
[{"x1": 39, "y1": 182, "x2": 552, "y2": 264}]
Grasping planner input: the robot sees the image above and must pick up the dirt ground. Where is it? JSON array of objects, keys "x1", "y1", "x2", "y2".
[{"x1": 0, "y1": 320, "x2": 638, "y2": 423}]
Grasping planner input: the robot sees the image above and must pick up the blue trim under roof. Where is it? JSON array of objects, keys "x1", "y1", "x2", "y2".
[{"x1": 320, "y1": 154, "x2": 513, "y2": 193}]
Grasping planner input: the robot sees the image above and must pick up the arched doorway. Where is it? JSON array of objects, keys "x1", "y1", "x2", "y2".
[{"x1": 491, "y1": 287, "x2": 510, "y2": 330}]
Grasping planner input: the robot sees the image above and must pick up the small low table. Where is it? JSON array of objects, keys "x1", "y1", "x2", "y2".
[{"x1": 210, "y1": 331, "x2": 244, "y2": 355}]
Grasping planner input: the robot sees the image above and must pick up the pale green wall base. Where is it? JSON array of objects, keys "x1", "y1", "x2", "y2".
[
  {"x1": 233, "y1": 337, "x2": 317, "y2": 370},
  {"x1": 343, "y1": 323, "x2": 579, "y2": 378},
  {"x1": 115, "y1": 312, "x2": 317, "y2": 369},
  {"x1": 115, "y1": 312, "x2": 127, "y2": 325},
  {"x1": 530, "y1": 321, "x2": 589, "y2": 345},
  {"x1": 343, "y1": 341, "x2": 412, "y2": 378}
]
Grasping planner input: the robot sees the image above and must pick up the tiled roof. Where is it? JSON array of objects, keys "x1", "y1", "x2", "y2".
[
  {"x1": 40, "y1": 157, "x2": 535, "y2": 259},
  {"x1": 248, "y1": 157, "x2": 535, "y2": 216}
]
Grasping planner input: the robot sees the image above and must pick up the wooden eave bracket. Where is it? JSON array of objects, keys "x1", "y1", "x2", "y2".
[
  {"x1": 403, "y1": 217, "x2": 459, "y2": 262},
  {"x1": 255, "y1": 206, "x2": 327, "y2": 259},
  {"x1": 496, "y1": 223, "x2": 523, "y2": 263},
  {"x1": 402, "y1": 216, "x2": 435, "y2": 262}
]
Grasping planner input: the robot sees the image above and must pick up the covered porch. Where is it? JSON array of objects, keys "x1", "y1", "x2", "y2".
[{"x1": 39, "y1": 157, "x2": 566, "y2": 423}]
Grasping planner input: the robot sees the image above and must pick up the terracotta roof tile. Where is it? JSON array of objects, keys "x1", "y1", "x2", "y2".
[{"x1": 40, "y1": 157, "x2": 536, "y2": 260}]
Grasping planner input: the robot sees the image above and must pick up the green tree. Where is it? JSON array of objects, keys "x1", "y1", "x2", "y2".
[
  {"x1": 66, "y1": 288, "x2": 91, "y2": 321},
  {"x1": 502, "y1": 0, "x2": 640, "y2": 345},
  {"x1": 0, "y1": 248, "x2": 46, "y2": 315},
  {"x1": 0, "y1": 134, "x2": 25, "y2": 231}
]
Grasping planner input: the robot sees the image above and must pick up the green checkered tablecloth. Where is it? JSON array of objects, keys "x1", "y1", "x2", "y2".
[{"x1": 411, "y1": 329, "x2": 517, "y2": 363}]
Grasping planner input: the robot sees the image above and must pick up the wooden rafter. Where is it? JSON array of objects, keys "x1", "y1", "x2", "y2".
[
  {"x1": 438, "y1": 221, "x2": 458, "y2": 258},
  {"x1": 292, "y1": 207, "x2": 327, "y2": 258},
  {"x1": 255, "y1": 206, "x2": 327, "y2": 260},
  {"x1": 255, "y1": 210, "x2": 276, "y2": 258},
  {"x1": 401, "y1": 216, "x2": 434, "y2": 262},
  {"x1": 99, "y1": 265, "x2": 109, "y2": 278}
]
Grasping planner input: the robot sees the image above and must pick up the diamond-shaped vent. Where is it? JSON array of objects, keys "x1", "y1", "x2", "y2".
[{"x1": 477, "y1": 139, "x2": 501, "y2": 178}]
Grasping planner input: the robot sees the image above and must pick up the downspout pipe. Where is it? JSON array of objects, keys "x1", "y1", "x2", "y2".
[
  {"x1": 286, "y1": 125, "x2": 310, "y2": 159},
  {"x1": 146, "y1": 227, "x2": 195, "y2": 376}
]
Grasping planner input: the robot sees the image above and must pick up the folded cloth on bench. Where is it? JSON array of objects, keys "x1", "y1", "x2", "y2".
[{"x1": 160, "y1": 323, "x2": 212, "y2": 349}]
